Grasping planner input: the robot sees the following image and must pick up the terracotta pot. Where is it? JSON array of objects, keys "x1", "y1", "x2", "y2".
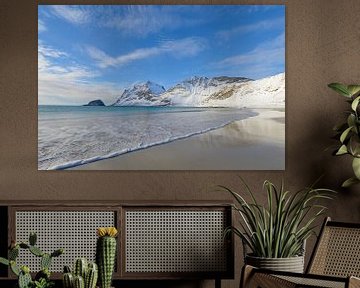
[{"x1": 245, "y1": 254, "x2": 304, "y2": 273}]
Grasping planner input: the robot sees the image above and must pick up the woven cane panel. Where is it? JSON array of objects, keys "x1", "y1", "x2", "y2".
[
  {"x1": 310, "y1": 226, "x2": 360, "y2": 277},
  {"x1": 277, "y1": 275, "x2": 345, "y2": 288},
  {"x1": 125, "y1": 210, "x2": 227, "y2": 273},
  {"x1": 15, "y1": 211, "x2": 115, "y2": 272}
]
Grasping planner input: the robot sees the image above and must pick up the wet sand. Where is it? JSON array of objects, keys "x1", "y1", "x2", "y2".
[{"x1": 69, "y1": 109, "x2": 285, "y2": 170}]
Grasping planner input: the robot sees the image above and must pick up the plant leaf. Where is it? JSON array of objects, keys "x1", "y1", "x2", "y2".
[
  {"x1": 347, "y1": 85, "x2": 360, "y2": 97},
  {"x1": 349, "y1": 135, "x2": 360, "y2": 157},
  {"x1": 0, "y1": 257, "x2": 9, "y2": 266},
  {"x1": 336, "y1": 145, "x2": 348, "y2": 155},
  {"x1": 351, "y1": 96, "x2": 360, "y2": 111},
  {"x1": 342, "y1": 177, "x2": 360, "y2": 188},
  {"x1": 340, "y1": 126, "x2": 353, "y2": 143},
  {"x1": 347, "y1": 114, "x2": 356, "y2": 128},
  {"x1": 328, "y1": 83, "x2": 350, "y2": 97},
  {"x1": 352, "y1": 157, "x2": 360, "y2": 179}
]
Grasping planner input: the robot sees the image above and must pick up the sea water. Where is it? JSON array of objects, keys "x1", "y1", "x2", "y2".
[{"x1": 38, "y1": 105, "x2": 257, "y2": 170}]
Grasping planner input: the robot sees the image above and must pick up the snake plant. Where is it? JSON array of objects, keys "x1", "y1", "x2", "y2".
[
  {"x1": 328, "y1": 83, "x2": 360, "y2": 187},
  {"x1": 222, "y1": 178, "x2": 335, "y2": 258}
]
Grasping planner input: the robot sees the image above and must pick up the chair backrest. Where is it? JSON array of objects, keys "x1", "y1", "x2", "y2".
[{"x1": 307, "y1": 217, "x2": 360, "y2": 277}]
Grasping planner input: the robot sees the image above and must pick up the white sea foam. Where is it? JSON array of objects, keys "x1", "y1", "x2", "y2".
[{"x1": 38, "y1": 107, "x2": 257, "y2": 170}]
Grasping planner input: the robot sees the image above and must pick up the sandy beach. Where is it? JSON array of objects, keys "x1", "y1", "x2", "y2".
[{"x1": 69, "y1": 109, "x2": 285, "y2": 170}]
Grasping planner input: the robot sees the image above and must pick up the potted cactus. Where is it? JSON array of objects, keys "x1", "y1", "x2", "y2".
[
  {"x1": 0, "y1": 232, "x2": 63, "y2": 288},
  {"x1": 96, "y1": 227, "x2": 118, "y2": 288},
  {"x1": 62, "y1": 258, "x2": 98, "y2": 288}
]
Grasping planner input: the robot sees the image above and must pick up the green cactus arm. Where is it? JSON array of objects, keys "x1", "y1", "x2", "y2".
[
  {"x1": 29, "y1": 232, "x2": 37, "y2": 246},
  {"x1": 62, "y1": 273, "x2": 74, "y2": 288},
  {"x1": 63, "y1": 265, "x2": 72, "y2": 273},
  {"x1": 8, "y1": 247, "x2": 19, "y2": 260},
  {"x1": 19, "y1": 242, "x2": 30, "y2": 249},
  {"x1": 74, "y1": 258, "x2": 88, "y2": 279},
  {"x1": 0, "y1": 257, "x2": 9, "y2": 266},
  {"x1": 10, "y1": 261, "x2": 20, "y2": 276},
  {"x1": 73, "y1": 275, "x2": 85, "y2": 288},
  {"x1": 85, "y1": 266, "x2": 98, "y2": 288},
  {"x1": 41, "y1": 254, "x2": 52, "y2": 270},
  {"x1": 21, "y1": 265, "x2": 30, "y2": 274},
  {"x1": 18, "y1": 271, "x2": 32, "y2": 288},
  {"x1": 50, "y1": 248, "x2": 64, "y2": 257},
  {"x1": 29, "y1": 246, "x2": 44, "y2": 257}
]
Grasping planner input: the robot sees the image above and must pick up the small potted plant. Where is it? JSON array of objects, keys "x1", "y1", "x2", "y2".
[
  {"x1": 0, "y1": 232, "x2": 64, "y2": 288},
  {"x1": 328, "y1": 83, "x2": 360, "y2": 187},
  {"x1": 221, "y1": 179, "x2": 334, "y2": 273},
  {"x1": 62, "y1": 258, "x2": 98, "y2": 288}
]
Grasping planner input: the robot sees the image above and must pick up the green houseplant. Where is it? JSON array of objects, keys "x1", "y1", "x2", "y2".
[
  {"x1": 0, "y1": 232, "x2": 63, "y2": 288},
  {"x1": 328, "y1": 83, "x2": 360, "y2": 187},
  {"x1": 221, "y1": 179, "x2": 334, "y2": 272}
]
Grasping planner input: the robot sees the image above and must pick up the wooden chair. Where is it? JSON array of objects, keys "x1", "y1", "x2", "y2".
[{"x1": 241, "y1": 217, "x2": 360, "y2": 288}]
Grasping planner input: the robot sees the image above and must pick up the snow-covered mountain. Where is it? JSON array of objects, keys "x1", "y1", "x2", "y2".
[
  {"x1": 112, "y1": 73, "x2": 285, "y2": 108},
  {"x1": 163, "y1": 76, "x2": 251, "y2": 107},
  {"x1": 112, "y1": 81, "x2": 168, "y2": 106}
]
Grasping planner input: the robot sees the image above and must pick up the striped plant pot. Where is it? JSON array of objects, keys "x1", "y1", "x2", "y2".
[{"x1": 245, "y1": 254, "x2": 305, "y2": 273}]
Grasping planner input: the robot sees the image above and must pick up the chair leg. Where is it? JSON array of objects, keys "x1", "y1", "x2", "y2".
[{"x1": 240, "y1": 265, "x2": 255, "y2": 288}]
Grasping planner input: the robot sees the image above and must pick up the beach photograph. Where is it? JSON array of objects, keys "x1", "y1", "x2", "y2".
[{"x1": 38, "y1": 5, "x2": 285, "y2": 170}]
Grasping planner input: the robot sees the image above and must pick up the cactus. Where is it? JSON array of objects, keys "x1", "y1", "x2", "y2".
[
  {"x1": 35, "y1": 268, "x2": 51, "y2": 282},
  {"x1": 29, "y1": 232, "x2": 37, "y2": 246},
  {"x1": 18, "y1": 267, "x2": 32, "y2": 288},
  {"x1": 0, "y1": 257, "x2": 9, "y2": 266},
  {"x1": 96, "y1": 227, "x2": 118, "y2": 288},
  {"x1": 51, "y1": 248, "x2": 64, "y2": 258},
  {"x1": 64, "y1": 265, "x2": 72, "y2": 273},
  {"x1": 41, "y1": 253, "x2": 52, "y2": 270},
  {"x1": 63, "y1": 272, "x2": 74, "y2": 288},
  {"x1": 19, "y1": 243, "x2": 30, "y2": 249},
  {"x1": 74, "y1": 258, "x2": 88, "y2": 279},
  {"x1": 10, "y1": 260, "x2": 20, "y2": 276},
  {"x1": 29, "y1": 245, "x2": 44, "y2": 257},
  {"x1": 0, "y1": 233, "x2": 63, "y2": 288},
  {"x1": 63, "y1": 260, "x2": 98, "y2": 288},
  {"x1": 85, "y1": 263, "x2": 98, "y2": 288},
  {"x1": 74, "y1": 275, "x2": 85, "y2": 288},
  {"x1": 9, "y1": 246, "x2": 19, "y2": 260}
]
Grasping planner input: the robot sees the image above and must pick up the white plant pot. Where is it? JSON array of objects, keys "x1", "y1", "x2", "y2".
[{"x1": 245, "y1": 254, "x2": 305, "y2": 273}]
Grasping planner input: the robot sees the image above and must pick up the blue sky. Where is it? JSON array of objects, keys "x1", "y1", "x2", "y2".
[{"x1": 38, "y1": 5, "x2": 285, "y2": 105}]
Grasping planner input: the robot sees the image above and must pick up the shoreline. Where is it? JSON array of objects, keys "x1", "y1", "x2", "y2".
[
  {"x1": 47, "y1": 108, "x2": 258, "y2": 170},
  {"x1": 69, "y1": 109, "x2": 285, "y2": 170}
]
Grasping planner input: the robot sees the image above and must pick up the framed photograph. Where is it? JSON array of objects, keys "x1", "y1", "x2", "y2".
[{"x1": 38, "y1": 5, "x2": 285, "y2": 170}]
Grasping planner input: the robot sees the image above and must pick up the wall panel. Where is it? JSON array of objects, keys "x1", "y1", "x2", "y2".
[{"x1": 1, "y1": 0, "x2": 360, "y2": 287}]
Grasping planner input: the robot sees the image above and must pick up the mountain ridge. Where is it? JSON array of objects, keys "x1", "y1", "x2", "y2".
[{"x1": 111, "y1": 73, "x2": 285, "y2": 108}]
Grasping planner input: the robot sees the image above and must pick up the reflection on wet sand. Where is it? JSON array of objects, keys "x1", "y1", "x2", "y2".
[{"x1": 70, "y1": 109, "x2": 285, "y2": 170}]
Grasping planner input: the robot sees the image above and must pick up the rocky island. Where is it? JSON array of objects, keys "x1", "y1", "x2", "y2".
[{"x1": 83, "y1": 99, "x2": 105, "y2": 106}]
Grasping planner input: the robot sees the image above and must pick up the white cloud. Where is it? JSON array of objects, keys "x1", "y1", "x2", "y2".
[
  {"x1": 38, "y1": 19, "x2": 47, "y2": 32},
  {"x1": 50, "y1": 5, "x2": 91, "y2": 25},
  {"x1": 246, "y1": 5, "x2": 274, "y2": 14},
  {"x1": 216, "y1": 17, "x2": 284, "y2": 41},
  {"x1": 101, "y1": 6, "x2": 202, "y2": 37},
  {"x1": 87, "y1": 37, "x2": 207, "y2": 69},
  {"x1": 214, "y1": 33, "x2": 285, "y2": 79},
  {"x1": 38, "y1": 44, "x2": 121, "y2": 105},
  {"x1": 46, "y1": 5, "x2": 203, "y2": 36}
]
